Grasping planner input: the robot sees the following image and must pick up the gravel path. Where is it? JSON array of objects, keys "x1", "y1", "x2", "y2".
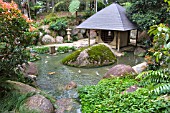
[{"x1": 41, "y1": 38, "x2": 96, "y2": 49}]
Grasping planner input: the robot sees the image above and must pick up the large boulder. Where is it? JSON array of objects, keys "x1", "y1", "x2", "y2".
[
  {"x1": 42, "y1": 35, "x2": 55, "y2": 45},
  {"x1": 103, "y1": 64, "x2": 136, "y2": 78},
  {"x1": 21, "y1": 62, "x2": 38, "y2": 76},
  {"x1": 24, "y1": 94, "x2": 54, "y2": 113},
  {"x1": 6, "y1": 80, "x2": 40, "y2": 94},
  {"x1": 138, "y1": 30, "x2": 150, "y2": 42},
  {"x1": 132, "y1": 62, "x2": 148, "y2": 74},
  {"x1": 56, "y1": 36, "x2": 64, "y2": 44},
  {"x1": 78, "y1": 33, "x2": 84, "y2": 39},
  {"x1": 62, "y1": 44, "x2": 116, "y2": 67},
  {"x1": 134, "y1": 47, "x2": 146, "y2": 56},
  {"x1": 71, "y1": 27, "x2": 80, "y2": 36}
]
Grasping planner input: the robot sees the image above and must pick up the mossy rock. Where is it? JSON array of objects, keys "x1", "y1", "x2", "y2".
[{"x1": 62, "y1": 44, "x2": 116, "y2": 67}]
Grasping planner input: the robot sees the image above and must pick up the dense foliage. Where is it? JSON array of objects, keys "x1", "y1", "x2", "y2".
[
  {"x1": 145, "y1": 24, "x2": 170, "y2": 70},
  {"x1": 136, "y1": 68, "x2": 170, "y2": 95},
  {"x1": 0, "y1": 0, "x2": 38, "y2": 80},
  {"x1": 79, "y1": 76, "x2": 170, "y2": 113},
  {"x1": 127, "y1": 0, "x2": 170, "y2": 30}
]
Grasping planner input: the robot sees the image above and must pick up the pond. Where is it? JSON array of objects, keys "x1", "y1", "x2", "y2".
[{"x1": 36, "y1": 52, "x2": 144, "y2": 113}]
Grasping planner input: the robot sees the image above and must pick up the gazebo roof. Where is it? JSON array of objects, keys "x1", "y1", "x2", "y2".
[{"x1": 77, "y1": 3, "x2": 137, "y2": 31}]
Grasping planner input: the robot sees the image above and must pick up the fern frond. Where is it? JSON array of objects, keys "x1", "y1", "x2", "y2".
[
  {"x1": 150, "y1": 83, "x2": 170, "y2": 95},
  {"x1": 138, "y1": 68, "x2": 170, "y2": 87}
]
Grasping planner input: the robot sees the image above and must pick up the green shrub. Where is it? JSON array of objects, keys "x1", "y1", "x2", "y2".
[
  {"x1": 0, "y1": 1, "x2": 38, "y2": 79},
  {"x1": 49, "y1": 18, "x2": 68, "y2": 36},
  {"x1": 145, "y1": 24, "x2": 170, "y2": 70}
]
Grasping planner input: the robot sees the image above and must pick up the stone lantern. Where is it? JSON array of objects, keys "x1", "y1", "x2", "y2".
[{"x1": 66, "y1": 28, "x2": 72, "y2": 41}]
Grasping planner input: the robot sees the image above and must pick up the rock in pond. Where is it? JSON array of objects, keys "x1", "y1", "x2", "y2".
[
  {"x1": 24, "y1": 94, "x2": 54, "y2": 113},
  {"x1": 62, "y1": 43, "x2": 116, "y2": 67},
  {"x1": 103, "y1": 64, "x2": 136, "y2": 78},
  {"x1": 65, "y1": 81, "x2": 77, "y2": 90}
]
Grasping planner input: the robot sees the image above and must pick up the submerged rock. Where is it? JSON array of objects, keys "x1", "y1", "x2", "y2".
[
  {"x1": 65, "y1": 81, "x2": 77, "y2": 90},
  {"x1": 24, "y1": 94, "x2": 54, "y2": 113},
  {"x1": 62, "y1": 44, "x2": 116, "y2": 67},
  {"x1": 103, "y1": 64, "x2": 136, "y2": 78}
]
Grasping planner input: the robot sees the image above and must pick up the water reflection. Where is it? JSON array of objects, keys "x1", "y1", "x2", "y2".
[{"x1": 36, "y1": 52, "x2": 144, "y2": 112}]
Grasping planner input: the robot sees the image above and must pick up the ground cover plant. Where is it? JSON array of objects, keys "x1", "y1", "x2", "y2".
[{"x1": 79, "y1": 72, "x2": 170, "y2": 113}]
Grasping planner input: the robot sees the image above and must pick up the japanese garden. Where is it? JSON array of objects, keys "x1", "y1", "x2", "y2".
[{"x1": 0, "y1": 0, "x2": 170, "y2": 113}]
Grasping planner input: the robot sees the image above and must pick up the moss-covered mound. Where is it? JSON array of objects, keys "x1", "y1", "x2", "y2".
[{"x1": 62, "y1": 44, "x2": 116, "y2": 67}]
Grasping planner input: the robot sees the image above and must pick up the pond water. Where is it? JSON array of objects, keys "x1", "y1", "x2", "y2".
[{"x1": 36, "y1": 52, "x2": 144, "y2": 113}]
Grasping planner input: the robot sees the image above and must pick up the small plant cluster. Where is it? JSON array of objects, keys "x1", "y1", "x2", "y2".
[
  {"x1": 28, "y1": 46, "x2": 49, "y2": 62},
  {"x1": 31, "y1": 46, "x2": 49, "y2": 54},
  {"x1": 79, "y1": 69, "x2": 170, "y2": 113},
  {"x1": 57, "y1": 46, "x2": 76, "y2": 53}
]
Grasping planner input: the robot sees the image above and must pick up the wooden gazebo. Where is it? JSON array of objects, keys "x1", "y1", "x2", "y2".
[{"x1": 77, "y1": 3, "x2": 138, "y2": 51}]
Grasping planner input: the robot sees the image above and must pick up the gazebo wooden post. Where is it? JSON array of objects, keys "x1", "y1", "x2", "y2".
[
  {"x1": 88, "y1": 29, "x2": 90, "y2": 46},
  {"x1": 117, "y1": 32, "x2": 120, "y2": 51},
  {"x1": 116, "y1": 31, "x2": 118, "y2": 49},
  {"x1": 136, "y1": 29, "x2": 138, "y2": 46}
]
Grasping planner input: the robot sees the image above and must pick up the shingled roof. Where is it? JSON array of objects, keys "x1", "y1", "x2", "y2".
[{"x1": 77, "y1": 3, "x2": 137, "y2": 31}]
